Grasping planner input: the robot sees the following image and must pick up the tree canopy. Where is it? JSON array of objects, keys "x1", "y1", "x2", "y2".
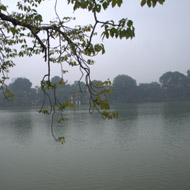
[
  {"x1": 10, "y1": 77, "x2": 32, "y2": 92},
  {"x1": 0, "y1": 0, "x2": 165, "y2": 141},
  {"x1": 1, "y1": 70, "x2": 190, "y2": 108}
]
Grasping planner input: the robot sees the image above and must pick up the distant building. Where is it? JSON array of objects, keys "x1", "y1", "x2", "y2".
[
  {"x1": 69, "y1": 91, "x2": 81, "y2": 106},
  {"x1": 35, "y1": 86, "x2": 39, "y2": 94}
]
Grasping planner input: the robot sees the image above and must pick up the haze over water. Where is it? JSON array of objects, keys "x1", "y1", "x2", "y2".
[{"x1": 0, "y1": 101, "x2": 190, "y2": 190}]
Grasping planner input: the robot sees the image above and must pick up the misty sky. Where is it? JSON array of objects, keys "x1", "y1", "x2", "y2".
[{"x1": 3, "y1": 0, "x2": 190, "y2": 86}]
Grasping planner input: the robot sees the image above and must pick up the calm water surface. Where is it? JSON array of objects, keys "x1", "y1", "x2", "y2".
[{"x1": 0, "y1": 102, "x2": 190, "y2": 190}]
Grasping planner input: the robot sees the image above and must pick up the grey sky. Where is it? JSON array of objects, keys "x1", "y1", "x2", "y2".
[{"x1": 4, "y1": 0, "x2": 190, "y2": 86}]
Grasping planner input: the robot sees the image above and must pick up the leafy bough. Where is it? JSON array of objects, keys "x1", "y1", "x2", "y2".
[{"x1": 0, "y1": 0, "x2": 165, "y2": 142}]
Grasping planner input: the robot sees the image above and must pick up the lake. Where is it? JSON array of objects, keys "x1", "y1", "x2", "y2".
[{"x1": 0, "y1": 101, "x2": 190, "y2": 190}]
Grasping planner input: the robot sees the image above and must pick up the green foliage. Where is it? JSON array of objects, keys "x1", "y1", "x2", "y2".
[
  {"x1": 0, "y1": 0, "x2": 165, "y2": 141},
  {"x1": 159, "y1": 71, "x2": 190, "y2": 99},
  {"x1": 113, "y1": 75, "x2": 137, "y2": 89},
  {"x1": 2, "y1": 71, "x2": 190, "y2": 109},
  {"x1": 141, "y1": 0, "x2": 165, "y2": 7},
  {"x1": 159, "y1": 71, "x2": 190, "y2": 88},
  {"x1": 39, "y1": 109, "x2": 50, "y2": 115},
  {"x1": 68, "y1": 0, "x2": 123, "y2": 11},
  {"x1": 4, "y1": 89, "x2": 15, "y2": 100},
  {"x1": 112, "y1": 75, "x2": 137, "y2": 102},
  {"x1": 110, "y1": 71, "x2": 190, "y2": 103},
  {"x1": 57, "y1": 136, "x2": 66, "y2": 144},
  {"x1": 10, "y1": 78, "x2": 32, "y2": 92}
]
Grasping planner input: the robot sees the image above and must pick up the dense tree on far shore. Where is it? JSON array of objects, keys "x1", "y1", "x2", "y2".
[
  {"x1": 112, "y1": 75, "x2": 137, "y2": 102},
  {"x1": 159, "y1": 71, "x2": 190, "y2": 99},
  {"x1": 1, "y1": 70, "x2": 190, "y2": 108}
]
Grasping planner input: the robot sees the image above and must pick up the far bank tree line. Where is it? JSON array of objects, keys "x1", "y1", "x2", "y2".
[
  {"x1": 0, "y1": 70, "x2": 190, "y2": 107},
  {"x1": 112, "y1": 70, "x2": 190, "y2": 102}
]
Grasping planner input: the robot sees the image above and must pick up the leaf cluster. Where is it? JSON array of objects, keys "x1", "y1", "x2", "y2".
[
  {"x1": 0, "y1": 0, "x2": 165, "y2": 142},
  {"x1": 141, "y1": 0, "x2": 165, "y2": 7}
]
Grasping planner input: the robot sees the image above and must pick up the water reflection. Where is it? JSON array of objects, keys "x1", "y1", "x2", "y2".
[
  {"x1": 111, "y1": 104, "x2": 138, "y2": 149},
  {"x1": 162, "y1": 101, "x2": 190, "y2": 119},
  {"x1": 161, "y1": 102, "x2": 190, "y2": 152},
  {"x1": 113, "y1": 103, "x2": 138, "y2": 121},
  {"x1": 1, "y1": 103, "x2": 190, "y2": 190},
  {"x1": 0, "y1": 109, "x2": 34, "y2": 145}
]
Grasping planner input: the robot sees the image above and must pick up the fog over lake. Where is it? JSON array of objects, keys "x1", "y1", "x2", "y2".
[
  {"x1": 1, "y1": 102, "x2": 190, "y2": 190},
  {"x1": 1, "y1": 1, "x2": 190, "y2": 189}
]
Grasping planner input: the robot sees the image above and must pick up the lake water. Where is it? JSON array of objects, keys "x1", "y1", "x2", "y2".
[{"x1": 0, "y1": 102, "x2": 190, "y2": 190}]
